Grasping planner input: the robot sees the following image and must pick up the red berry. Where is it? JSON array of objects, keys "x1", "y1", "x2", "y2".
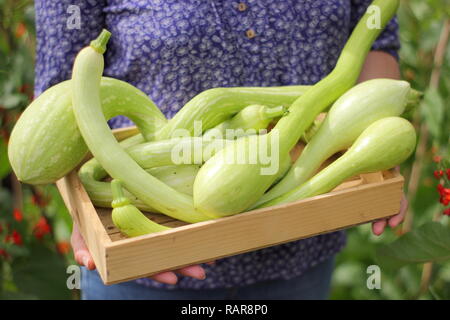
[
  {"x1": 15, "y1": 23, "x2": 26, "y2": 38},
  {"x1": 444, "y1": 208, "x2": 450, "y2": 216},
  {"x1": 434, "y1": 170, "x2": 444, "y2": 179},
  {"x1": 6, "y1": 230, "x2": 23, "y2": 246},
  {"x1": 441, "y1": 197, "x2": 450, "y2": 206},
  {"x1": 33, "y1": 217, "x2": 51, "y2": 240},
  {"x1": 56, "y1": 241, "x2": 71, "y2": 255},
  {"x1": 13, "y1": 209, "x2": 23, "y2": 222}
]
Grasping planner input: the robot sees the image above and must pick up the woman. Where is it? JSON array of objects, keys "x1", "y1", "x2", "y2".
[{"x1": 34, "y1": 0, "x2": 406, "y2": 299}]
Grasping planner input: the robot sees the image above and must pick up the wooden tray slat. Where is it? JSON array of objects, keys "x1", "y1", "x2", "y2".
[{"x1": 102, "y1": 173, "x2": 402, "y2": 284}]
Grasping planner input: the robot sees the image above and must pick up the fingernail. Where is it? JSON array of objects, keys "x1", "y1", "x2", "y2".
[
  {"x1": 169, "y1": 274, "x2": 178, "y2": 284},
  {"x1": 83, "y1": 256, "x2": 90, "y2": 268}
]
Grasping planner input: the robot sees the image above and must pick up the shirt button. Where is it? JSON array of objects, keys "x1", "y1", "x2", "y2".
[
  {"x1": 238, "y1": 2, "x2": 247, "y2": 11},
  {"x1": 246, "y1": 29, "x2": 256, "y2": 39}
]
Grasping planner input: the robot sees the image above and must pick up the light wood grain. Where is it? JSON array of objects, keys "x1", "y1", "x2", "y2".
[
  {"x1": 332, "y1": 177, "x2": 364, "y2": 191},
  {"x1": 361, "y1": 172, "x2": 385, "y2": 184},
  {"x1": 111, "y1": 126, "x2": 139, "y2": 141},
  {"x1": 102, "y1": 173, "x2": 403, "y2": 284},
  {"x1": 56, "y1": 173, "x2": 111, "y2": 282},
  {"x1": 55, "y1": 126, "x2": 140, "y2": 282}
]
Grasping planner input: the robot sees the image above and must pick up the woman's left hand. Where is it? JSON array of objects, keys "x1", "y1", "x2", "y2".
[{"x1": 372, "y1": 192, "x2": 408, "y2": 236}]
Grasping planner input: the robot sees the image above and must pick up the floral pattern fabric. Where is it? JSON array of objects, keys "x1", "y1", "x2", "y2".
[{"x1": 34, "y1": 0, "x2": 399, "y2": 289}]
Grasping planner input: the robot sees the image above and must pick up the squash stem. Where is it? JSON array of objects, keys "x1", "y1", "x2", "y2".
[
  {"x1": 405, "y1": 89, "x2": 423, "y2": 111},
  {"x1": 90, "y1": 29, "x2": 111, "y2": 54},
  {"x1": 111, "y1": 179, "x2": 130, "y2": 208}
]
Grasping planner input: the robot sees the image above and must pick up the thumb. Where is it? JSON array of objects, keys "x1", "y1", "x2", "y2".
[{"x1": 70, "y1": 223, "x2": 96, "y2": 270}]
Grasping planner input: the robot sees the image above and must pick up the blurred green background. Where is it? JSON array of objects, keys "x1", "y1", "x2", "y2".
[{"x1": 0, "y1": 0, "x2": 449, "y2": 300}]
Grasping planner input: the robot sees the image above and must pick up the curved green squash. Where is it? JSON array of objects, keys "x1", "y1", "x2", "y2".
[
  {"x1": 8, "y1": 77, "x2": 166, "y2": 185},
  {"x1": 203, "y1": 104, "x2": 285, "y2": 140},
  {"x1": 156, "y1": 86, "x2": 310, "y2": 140},
  {"x1": 70, "y1": 32, "x2": 214, "y2": 223},
  {"x1": 258, "y1": 117, "x2": 416, "y2": 207},
  {"x1": 111, "y1": 180, "x2": 170, "y2": 237},
  {"x1": 256, "y1": 78, "x2": 412, "y2": 207}
]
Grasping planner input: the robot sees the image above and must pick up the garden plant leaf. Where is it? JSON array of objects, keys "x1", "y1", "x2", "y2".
[{"x1": 376, "y1": 222, "x2": 450, "y2": 270}]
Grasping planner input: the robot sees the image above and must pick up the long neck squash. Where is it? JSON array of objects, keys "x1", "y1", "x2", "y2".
[
  {"x1": 71, "y1": 30, "x2": 211, "y2": 223},
  {"x1": 8, "y1": 77, "x2": 166, "y2": 185},
  {"x1": 203, "y1": 104, "x2": 286, "y2": 139},
  {"x1": 156, "y1": 86, "x2": 310, "y2": 140},
  {"x1": 274, "y1": 0, "x2": 400, "y2": 155},
  {"x1": 255, "y1": 79, "x2": 413, "y2": 207},
  {"x1": 258, "y1": 117, "x2": 417, "y2": 208},
  {"x1": 193, "y1": 0, "x2": 400, "y2": 217}
]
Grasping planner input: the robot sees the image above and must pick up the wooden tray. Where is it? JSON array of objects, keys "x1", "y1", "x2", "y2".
[{"x1": 56, "y1": 127, "x2": 404, "y2": 285}]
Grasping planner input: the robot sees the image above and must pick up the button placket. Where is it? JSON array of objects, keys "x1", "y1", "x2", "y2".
[{"x1": 235, "y1": 2, "x2": 255, "y2": 39}]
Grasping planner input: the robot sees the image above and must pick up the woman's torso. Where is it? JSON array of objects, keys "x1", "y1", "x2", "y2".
[{"x1": 102, "y1": 0, "x2": 351, "y2": 119}]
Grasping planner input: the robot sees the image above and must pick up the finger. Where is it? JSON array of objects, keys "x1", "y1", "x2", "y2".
[
  {"x1": 74, "y1": 250, "x2": 96, "y2": 270},
  {"x1": 175, "y1": 265, "x2": 206, "y2": 280},
  {"x1": 389, "y1": 195, "x2": 408, "y2": 228},
  {"x1": 71, "y1": 223, "x2": 96, "y2": 270},
  {"x1": 372, "y1": 219, "x2": 387, "y2": 236},
  {"x1": 149, "y1": 271, "x2": 178, "y2": 285},
  {"x1": 388, "y1": 213, "x2": 405, "y2": 228}
]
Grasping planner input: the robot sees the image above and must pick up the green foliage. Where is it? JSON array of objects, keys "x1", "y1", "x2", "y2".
[
  {"x1": 377, "y1": 222, "x2": 450, "y2": 269},
  {"x1": 0, "y1": 0, "x2": 77, "y2": 300},
  {"x1": 0, "y1": 0, "x2": 35, "y2": 110},
  {"x1": 0, "y1": 137, "x2": 10, "y2": 179},
  {"x1": 10, "y1": 244, "x2": 72, "y2": 300},
  {"x1": 421, "y1": 88, "x2": 445, "y2": 140}
]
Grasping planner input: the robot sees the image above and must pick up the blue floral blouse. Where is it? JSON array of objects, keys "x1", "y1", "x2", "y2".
[{"x1": 34, "y1": 0, "x2": 399, "y2": 290}]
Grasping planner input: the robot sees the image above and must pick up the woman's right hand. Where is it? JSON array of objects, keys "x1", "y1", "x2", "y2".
[{"x1": 70, "y1": 222, "x2": 209, "y2": 285}]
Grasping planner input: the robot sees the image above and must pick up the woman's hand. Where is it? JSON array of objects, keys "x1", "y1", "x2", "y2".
[
  {"x1": 70, "y1": 222, "x2": 209, "y2": 285},
  {"x1": 371, "y1": 166, "x2": 408, "y2": 236},
  {"x1": 371, "y1": 192, "x2": 408, "y2": 236}
]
